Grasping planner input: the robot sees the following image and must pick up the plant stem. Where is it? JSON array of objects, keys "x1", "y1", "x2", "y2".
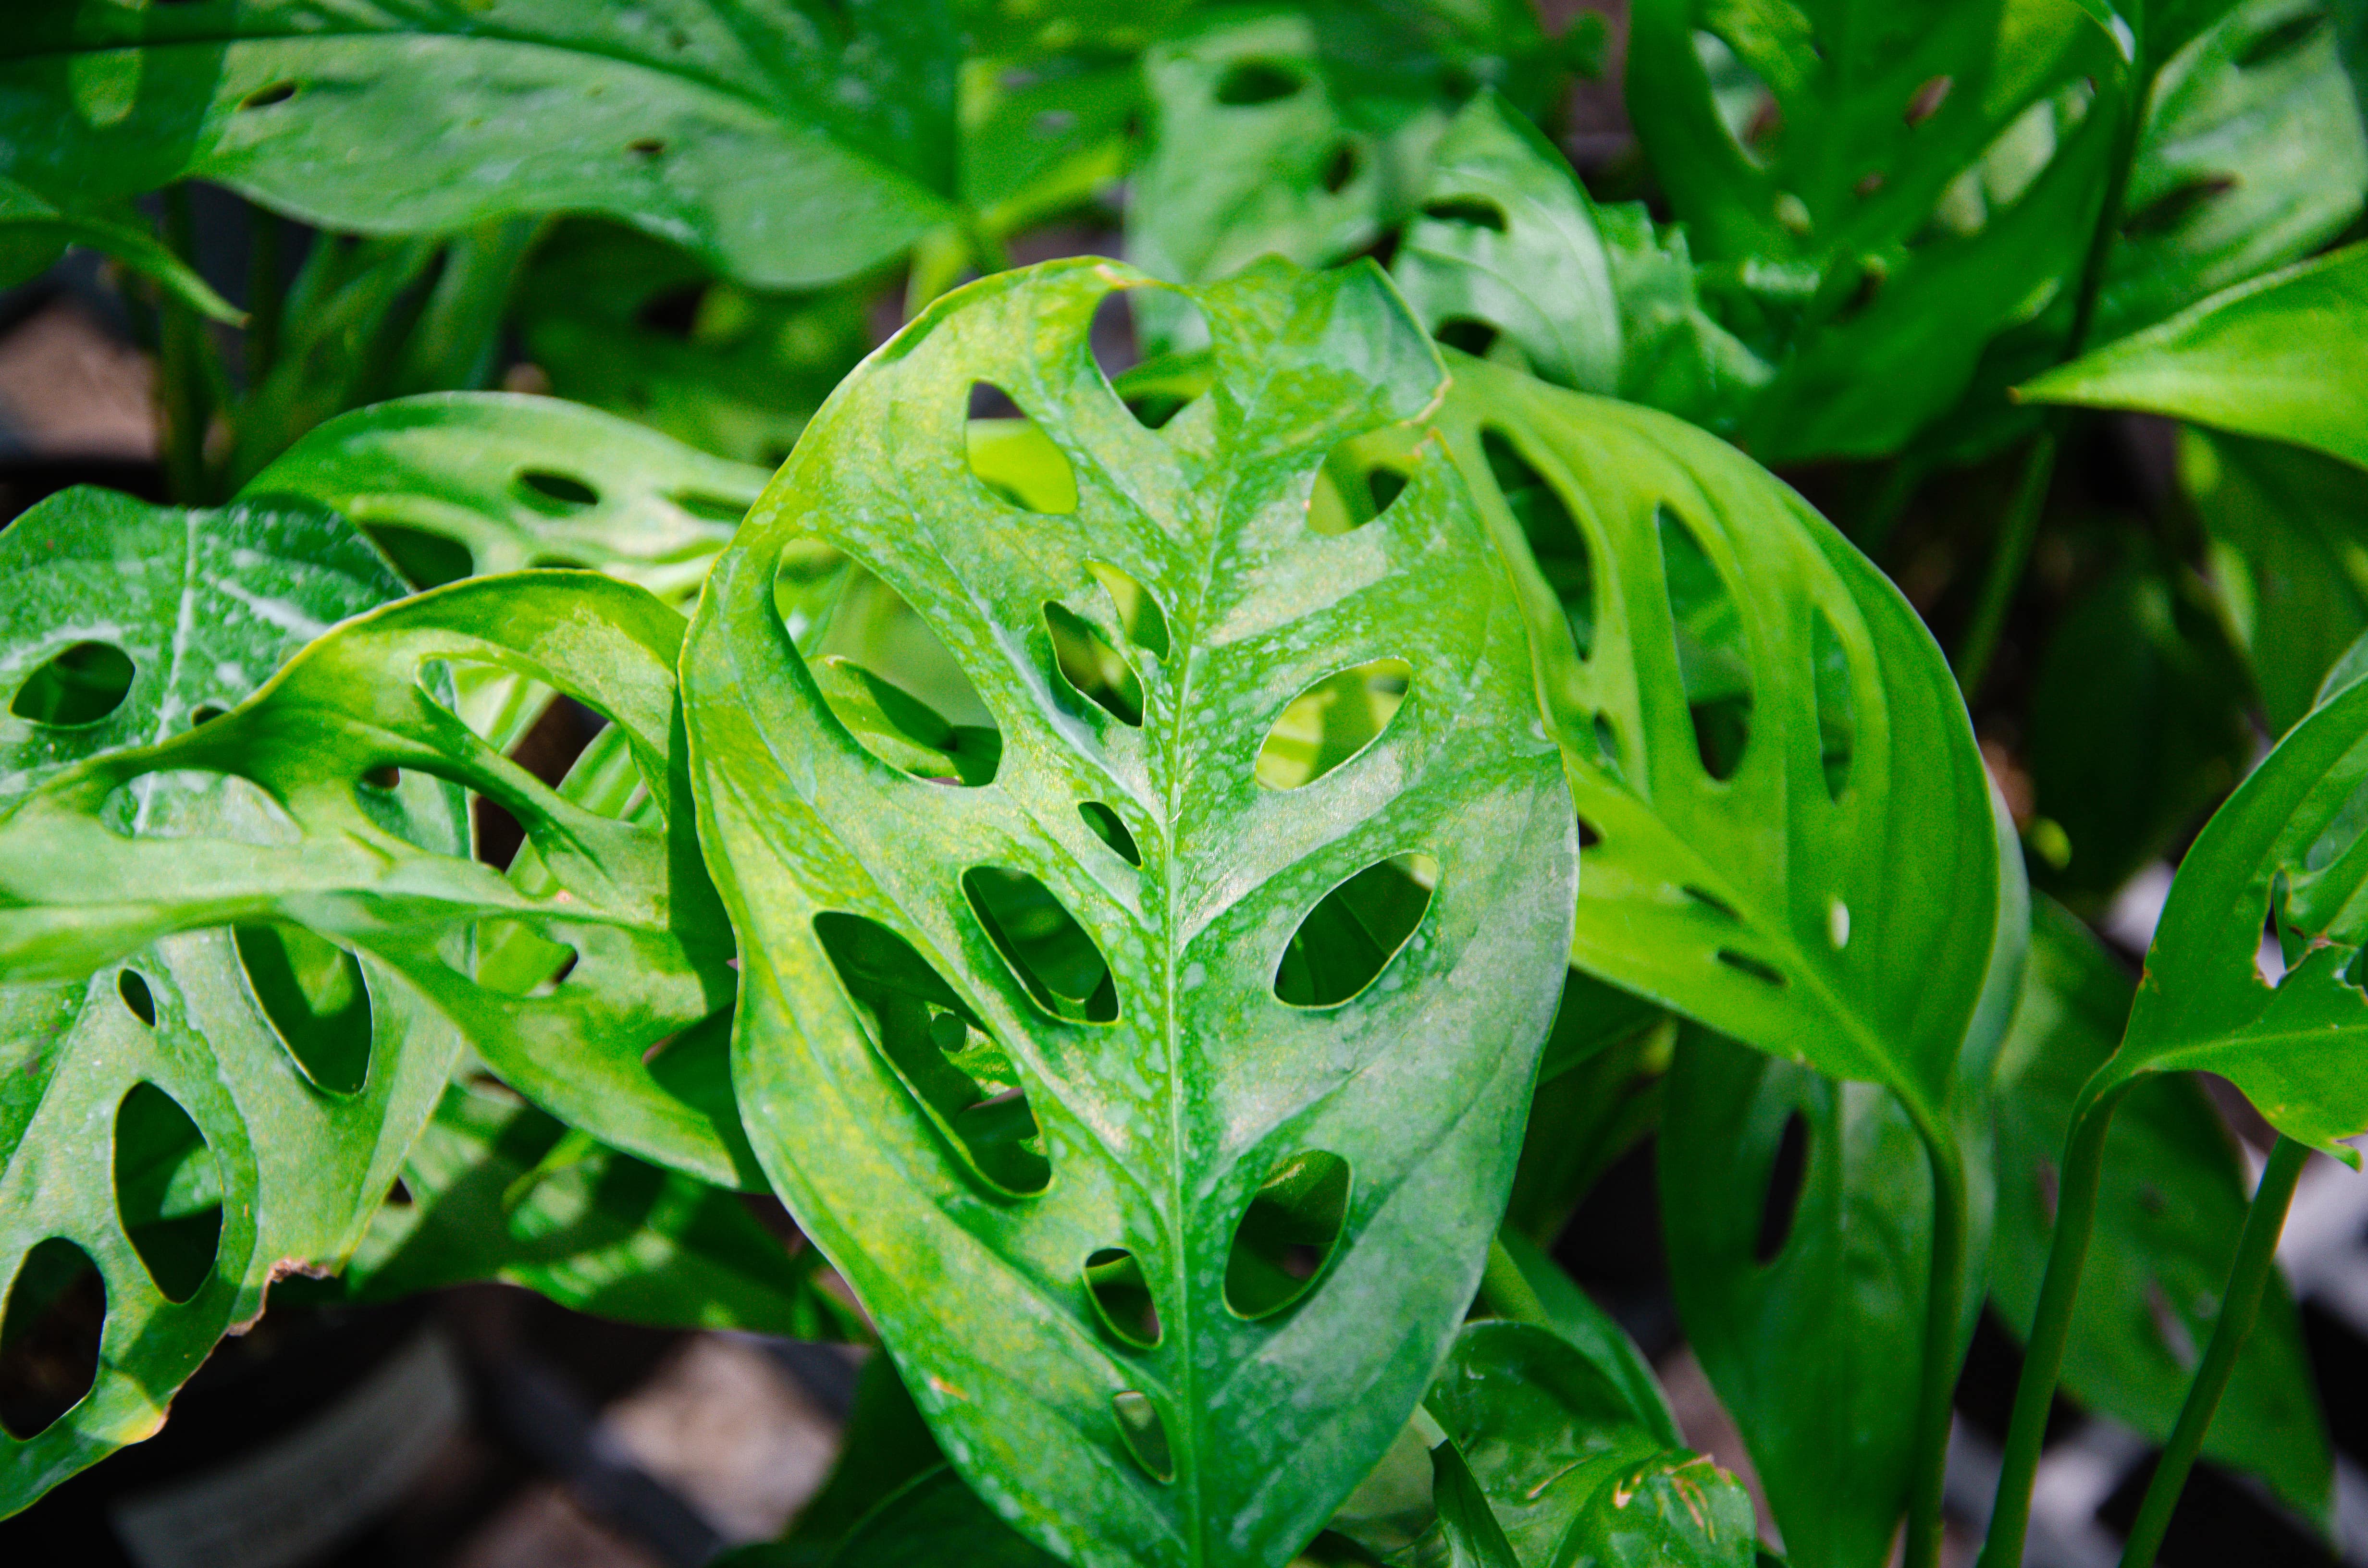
[
  {"x1": 245, "y1": 203, "x2": 284, "y2": 386},
  {"x1": 1903, "y1": 1129, "x2": 1970, "y2": 1568},
  {"x1": 1954, "y1": 432, "x2": 2056, "y2": 704},
  {"x1": 1975, "y1": 1080, "x2": 2129, "y2": 1568},
  {"x1": 1479, "y1": 1234, "x2": 1551, "y2": 1327},
  {"x1": 2117, "y1": 1135, "x2": 2310, "y2": 1568},
  {"x1": 156, "y1": 184, "x2": 214, "y2": 504}
]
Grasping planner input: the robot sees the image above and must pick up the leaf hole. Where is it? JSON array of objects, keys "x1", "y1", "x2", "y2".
[
  {"x1": 239, "y1": 81, "x2": 298, "y2": 110},
  {"x1": 1591, "y1": 713, "x2": 1620, "y2": 772},
  {"x1": 1660, "y1": 505, "x2": 1753, "y2": 781},
  {"x1": 1577, "y1": 815, "x2": 1601, "y2": 849},
  {"x1": 966, "y1": 385, "x2": 1079, "y2": 514},
  {"x1": 1419, "y1": 196, "x2": 1508, "y2": 232},
  {"x1": 1811, "y1": 608, "x2": 1855, "y2": 801},
  {"x1": 1753, "y1": 1112, "x2": 1810, "y2": 1264},
  {"x1": 1098, "y1": 290, "x2": 1212, "y2": 423},
  {"x1": 360, "y1": 764, "x2": 401, "y2": 791},
  {"x1": 2233, "y1": 11, "x2": 2327, "y2": 70},
  {"x1": 1085, "y1": 1248, "x2": 1161, "y2": 1348},
  {"x1": 0, "y1": 1239, "x2": 104, "y2": 1440},
  {"x1": 1080, "y1": 802, "x2": 1142, "y2": 866},
  {"x1": 1113, "y1": 1390, "x2": 1174, "y2": 1482},
  {"x1": 1312, "y1": 425, "x2": 1423, "y2": 535},
  {"x1": 964, "y1": 867, "x2": 1119, "y2": 1024},
  {"x1": 1435, "y1": 318, "x2": 1500, "y2": 357},
  {"x1": 1319, "y1": 141, "x2": 1361, "y2": 194},
  {"x1": 114, "y1": 1084, "x2": 222, "y2": 1304},
  {"x1": 1274, "y1": 853, "x2": 1437, "y2": 1009},
  {"x1": 516, "y1": 469, "x2": 601, "y2": 511},
  {"x1": 627, "y1": 136, "x2": 666, "y2": 158},
  {"x1": 1683, "y1": 885, "x2": 1741, "y2": 921},
  {"x1": 10, "y1": 640, "x2": 135, "y2": 727},
  {"x1": 808, "y1": 573, "x2": 1001, "y2": 786},
  {"x1": 2145, "y1": 1277, "x2": 2200, "y2": 1370},
  {"x1": 1213, "y1": 59, "x2": 1306, "y2": 106},
  {"x1": 188, "y1": 705, "x2": 225, "y2": 728},
  {"x1": 470, "y1": 920, "x2": 580, "y2": 999},
  {"x1": 1255, "y1": 659, "x2": 1411, "y2": 790},
  {"x1": 1904, "y1": 75, "x2": 1952, "y2": 126},
  {"x1": 1716, "y1": 949, "x2": 1787, "y2": 987},
  {"x1": 669, "y1": 490, "x2": 750, "y2": 525},
  {"x1": 1046, "y1": 603, "x2": 1145, "y2": 727},
  {"x1": 1481, "y1": 429, "x2": 1593, "y2": 658},
  {"x1": 1086, "y1": 562, "x2": 1171, "y2": 660},
  {"x1": 2120, "y1": 177, "x2": 2239, "y2": 240},
  {"x1": 363, "y1": 524, "x2": 475, "y2": 589},
  {"x1": 236, "y1": 924, "x2": 373, "y2": 1094},
  {"x1": 117, "y1": 969, "x2": 155, "y2": 1028},
  {"x1": 1224, "y1": 1150, "x2": 1351, "y2": 1319},
  {"x1": 1693, "y1": 32, "x2": 1781, "y2": 162},
  {"x1": 812, "y1": 913, "x2": 1049, "y2": 1197},
  {"x1": 635, "y1": 283, "x2": 707, "y2": 339}
]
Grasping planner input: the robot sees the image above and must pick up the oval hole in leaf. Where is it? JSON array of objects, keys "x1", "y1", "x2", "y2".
[
  {"x1": 1421, "y1": 196, "x2": 1509, "y2": 232},
  {"x1": 0, "y1": 1238, "x2": 105, "y2": 1440},
  {"x1": 362, "y1": 524, "x2": 475, "y2": 589},
  {"x1": 1312, "y1": 425, "x2": 1421, "y2": 536},
  {"x1": 1085, "y1": 1247, "x2": 1162, "y2": 1348},
  {"x1": 1436, "y1": 319, "x2": 1500, "y2": 357},
  {"x1": 1480, "y1": 429, "x2": 1594, "y2": 659},
  {"x1": 1089, "y1": 290, "x2": 1142, "y2": 385},
  {"x1": 1086, "y1": 562, "x2": 1170, "y2": 660},
  {"x1": 517, "y1": 469, "x2": 601, "y2": 511},
  {"x1": 813, "y1": 913, "x2": 1050, "y2": 1197},
  {"x1": 2234, "y1": 10, "x2": 2327, "y2": 69},
  {"x1": 113, "y1": 1084, "x2": 222, "y2": 1303},
  {"x1": 808, "y1": 572, "x2": 1002, "y2": 785},
  {"x1": 1113, "y1": 1390, "x2": 1175, "y2": 1482},
  {"x1": 1904, "y1": 74, "x2": 1952, "y2": 126},
  {"x1": 10, "y1": 640, "x2": 135, "y2": 727},
  {"x1": 1273, "y1": 852, "x2": 1438, "y2": 1009},
  {"x1": 967, "y1": 385, "x2": 1078, "y2": 514},
  {"x1": 1224, "y1": 1150, "x2": 1351, "y2": 1319},
  {"x1": 1320, "y1": 141, "x2": 1361, "y2": 194},
  {"x1": 117, "y1": 969, "x2": 155, "y2": 1028},
  {"x1": 1811, "y1": 608, "x2": 1855, "y2": 801},
  {"x1": 471, "y1": 920, "x2": 580, "y2": 999},
  {"x1": 1659, "y1": 505, "x2": 1753, "y2": 780},
  {"x1": 235, "y1": 924, "x2": 373, "y2": 1094},
  {"x1": 964, "y1": 867, "x2": 1120, "y2": 1023},
  {"x1": 1080, "y1": 802, "x2": 1142, "y2": 866},
  {"x1": 1694, "y1": 31, "x2": 1780, "y2": 161},
  {"x1": 1256, "y1": 659, "x2": 1412, "y2": 790},
  {"x1": 1047, "y1": 603, "x2": 1145, "y2": 726},
  {"x1": 669, "y1": 490, "x2": 751, "y2": 524},
  {"x1": 1214, "y1": 59, "x2": 1306, "y2": 106},
  {"x1": 1716, "y1": 949, "x2": 1787, "y2": 988},
  {"x1": 1754, "y1": 1111, "x2": 1810, "y2": 1264},
  {"x1": 2120, "y1": 177, "x2": 2240, "y2": 240},
  {"x1": 238, "y1": 80, "x2": 298, "y2": 110}
]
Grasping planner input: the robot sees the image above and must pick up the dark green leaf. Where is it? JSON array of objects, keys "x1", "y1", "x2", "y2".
[
  {"x1": 0, "y1": 175, "x2": 238, "y2": 322},
  {"x1": 0, "y1": 571, "x2": 751, "y2": 1188},
  {"x1": 244, "y1": 392, "x2": 769, "y2": 601},
  {"x1": 684, "y1": 257, "x2": 1576, "y2": 1567},
  {"x1": 1991, "y1": 899, "x2": 2331, "y2": 1525},
  {"x1": 0, "y1": 2, "x2": 960, "y2": 291},
  {"x1": 1491, "y1": 1230, "x2": 1680, "y2": 1451},
  {"x1": 1429, "y1": 1439, "x2": 1520, "y2": 1568}
]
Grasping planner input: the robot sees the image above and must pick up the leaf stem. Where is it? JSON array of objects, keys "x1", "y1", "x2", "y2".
[
  {"x1": 1975, "y1": 1078, "x2": 2131, "y2": 1568},
  {"x1": 2116, "y1": 1135, "x2": 2310, "y2": 1568},
  {"x1": 1903, "y1": 1127, "x2": 1970, "y2": 1568},
  {"x1": 1479, "y1": 1233, "x2": 1552, "y2": 1327},
  {"x1": 245, "y1": 203, "x2": 284, "y2": 387},
  {"x1": 156, "y1": 184, "x2": 216, "y2": 505},
  {"x1": 1954, "y1": 433, "x2": 2056, "y2": 704}
]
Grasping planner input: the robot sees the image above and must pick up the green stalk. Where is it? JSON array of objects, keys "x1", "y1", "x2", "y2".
[
  {"x1": 1903, "y1": 1127, "x2": 1970, "y2": 1568},
  {"x1": 1975, "y1": 1079, "x2": 2131, "y2": 1568},
  {"x1": 1953, "y1": 433, "x2": 2057, "y2": 703},
  {"x1": 2117, "y1": 1136, "x2": 2310, "y2": 1568},
  {"x1": 156, "y1": 185, "x2": 214, "y2": 504},
  {"x1": 245, "y1": 204, "x2": 285, "y2": 387},
  {"x1": 1479, "y1": 1233, "x2": 1551, "y2": 1327}
]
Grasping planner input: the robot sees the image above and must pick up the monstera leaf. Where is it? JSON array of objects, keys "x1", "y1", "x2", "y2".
[
  {"x1": 0, "y1": 174, "x2": 237, "y2": 322},
  {"x1": 2023, "y1": 240, "x2": 2368, "y2": 468},
  {"x1": 2087, "y1": 641, "x2": 2368, "y2": 1154},
  {"x1": 0, "y1": 490, "x2": 459, "y2": 1512},
  {"x1": 245, "y1": 392, "x2": 770, "y2": 601},
  {"x1": 329, "y1": 1079, "x2": 855, "y2": 1341},
  {"x1": 0, "y1": 1, "x2": 959, "y2": 292},
  {"x1": 1623, "y1": 0, "x2": 2129, "y2": 461},
  {"x1": 683, "y1": 257, "x2": 1575, "y2": 1568},
  {"x1": 1989, "y1": 900, "x2": 2331, "y2": 1525},
  {"x1": 0, "y1": 572, "x2": 751, "y2": 1189}
]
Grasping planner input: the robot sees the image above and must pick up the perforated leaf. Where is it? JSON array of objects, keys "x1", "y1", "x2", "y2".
[
  {"x1": 683, "y1": 257, "x2": 1575, "y2": 1568},
  {"x1": 0, "y1": 1, "x2": 958, "y2": 292},
  {"x1": 2090, "y1": 645, "x2": 2368, "y2": 1155},
  {"x1": 1990, "y1": 899, "x2": 2331, "y2": 1525},
  {"x1": 245, "y1": 392, "x2": 769, "y2": 601},
  {"x1": 1434, "y1": 355, "x2": 2012, "y2": 1133},
  {"x1": 0, "y1": 572, "x2": 749, "y2": 1188},
  {"x1": 0, "y1": 490, "x2": 456, "y2": 1513}
]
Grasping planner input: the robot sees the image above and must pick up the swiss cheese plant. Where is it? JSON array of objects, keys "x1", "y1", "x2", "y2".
[{"x1": 1, "y1": 3, "x2": 2365, "y2": 1567}]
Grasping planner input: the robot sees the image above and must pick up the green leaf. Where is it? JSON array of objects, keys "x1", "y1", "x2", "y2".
[
  {"x1": 1490, "y1": 1230, "x2": 1682, "y2": 1451},
  {"x1": 327, "y1": 1078, "x2": 854, "y2": 1340},
  {"x1": 1429, "y1": 1439, "x2": 1521, "y2": 1568},
  {"x1": 684, "y1": 257, "x2": 1576, "y2": 1568},
  {"x1": 2024, "y1": 546, "x2": 2254, "y2": 905},
  {"x1": 0, "y1": 174, "x2": 238, "y2": 323},
  {"x1": 1435, "y1": 355, "x2": 2010, "y2": 1133},
  {"x1": 0, "y1": 571, "x2": 752, "y2": 1188},
  {"x1": 1990, "y1": 899, "x2": 2332, "y2": 1526},
  {"x1": 0, "y1": 490, "x2": 458, "y2": 1513},
  {"x1": 1624, "y1": 0, "x2": 2129, "y2": 461},
  {"x1": 2097, "y1": 0, "x2": 2368, "y2": 348},
  {"x1": 1660, "y1": 1028, "x2": 1935, "y2": 1568},
  {"x1": 1504, "y1": 980, "x2": 1669, "y2": 1245},
  {"x1": 243, "y1": 392, "x2": 770, "y2": 602},
  {"x1": 0, "y1": 2, "x2": 960, "y2": 292},
  {"x1": 2183, "y1": 426, "x2": 2368, "y2": 733},
  {"x1": 2021, "y1": 240, "x2": 2368, "y2": 467},
  {"x1": 513, "y1": 220, "x2": 876, "y2": 467},
  {"x1": 2091, "y1": 644, "x2": 2368, "y2": 1154}
]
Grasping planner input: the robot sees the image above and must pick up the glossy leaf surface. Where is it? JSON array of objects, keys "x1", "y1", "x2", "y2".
[
  {"x1": 2021, "y1": 241, "x2": 2368, "y2": 468},
  {"x1": 0, "y1": 572, "x2": 749, "y2": 1188},
  {"x1": 1991, "y1": 900, "x2": 2331, "y2": 1523},
  {"x1": 0, "y1": 2, "x2": 960, "y2": 292},
  {"x1": 1437, "y1": 355, "x2": 2009, "y2": 1131},
  {"x1": 0, "y1": 174, "x2": 237, "y2": 323},
  {"x1": 0, "y1": 490, "x2": 454, "y2": 1512},
  {"x1": 332, "y1": 1079, "x2": 853, "y2": 1341},
  {"x1": 245, "y1": 392, "x2": 768, "y2": 601},
  {"x1": 685, "y1": 257, "x2": 1575, "y2": 1568}
]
